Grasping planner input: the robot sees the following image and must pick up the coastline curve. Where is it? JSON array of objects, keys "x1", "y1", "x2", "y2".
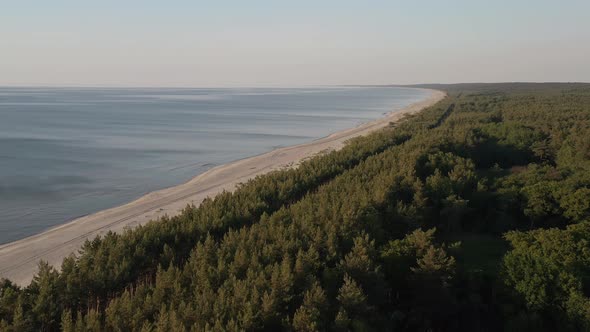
[{"x1": 0, "y1": 88, "x2": 446, "y2": 286}]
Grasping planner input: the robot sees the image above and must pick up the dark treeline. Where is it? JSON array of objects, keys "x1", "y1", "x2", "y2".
[{"x1": 2, "y1": 83, "x2": 590, "y2": 331}]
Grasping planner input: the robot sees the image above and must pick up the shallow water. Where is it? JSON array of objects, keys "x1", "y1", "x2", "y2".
[{"x1": 0, "y1": 86, "x2": 430, "y2": 244}]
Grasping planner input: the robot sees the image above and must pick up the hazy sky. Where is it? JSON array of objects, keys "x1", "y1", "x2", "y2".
[{"x1": 2, "y1": 1, "x2": 589, "y2": 87}]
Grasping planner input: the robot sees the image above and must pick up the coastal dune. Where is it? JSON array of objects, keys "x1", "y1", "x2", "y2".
[{"x1": 0, "y1": 89, "x2": 445, "y2": 286}]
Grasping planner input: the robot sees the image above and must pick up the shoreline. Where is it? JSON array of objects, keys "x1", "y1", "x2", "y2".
[{"x1": 0, "y1": 88, "x2": 446, "y2": 286}]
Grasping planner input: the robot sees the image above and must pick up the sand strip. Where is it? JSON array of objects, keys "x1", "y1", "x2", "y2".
[{"x1": 0, "y1": 89, "x2": 445, "y2": 286}]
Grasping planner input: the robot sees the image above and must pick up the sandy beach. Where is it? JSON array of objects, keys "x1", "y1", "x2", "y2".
[{"x1": 0, "y1": 89, "x2": 445, "y2": 286}]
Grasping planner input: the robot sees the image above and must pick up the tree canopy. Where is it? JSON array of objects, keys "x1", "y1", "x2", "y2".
[{"x1": 2, "y1": 83, "x2": 590, "y2": 331}]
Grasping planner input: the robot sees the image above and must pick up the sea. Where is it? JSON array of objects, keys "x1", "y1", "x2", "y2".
[{"x1": 0, "y1": 86, "x2": 431, "y2": 244}]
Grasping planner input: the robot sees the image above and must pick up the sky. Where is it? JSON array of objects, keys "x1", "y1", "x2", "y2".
[{"x1": 1, "y1": 1, "x2": 589, "y2": 87}]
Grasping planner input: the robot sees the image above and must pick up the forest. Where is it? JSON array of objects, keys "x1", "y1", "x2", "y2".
[{"x1": 1, "y1": 83, "x2": 590, "y2": 331}]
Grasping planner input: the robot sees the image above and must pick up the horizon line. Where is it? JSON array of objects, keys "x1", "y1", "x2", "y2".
[{"x1": 1, "y1": 81, "x2": 589, "y2": 89}]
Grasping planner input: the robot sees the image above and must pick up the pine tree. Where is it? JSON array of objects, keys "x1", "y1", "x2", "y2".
[
  {"x1": 32, "y1": 261, "x2": 62, "y2": 331},
  {"x1": 333, "y1": 308, "x2": 351, "y2": 332},
  {"x1": 292, "y1": 281, "x2": 327, "y2": 332},
  {"x1": 84, "y1": 309, "x2": 102, "y2": 332},
  {"x1": 61, "y1": 309, "x2": 74, "y2": 332},
  {"x1": 337, "y1": 275, "x2": 368, "y2": 316}
]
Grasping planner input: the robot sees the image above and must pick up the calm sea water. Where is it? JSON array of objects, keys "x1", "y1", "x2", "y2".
[{"x1": 0, "y1": 87, "x2": 430, "y2": 244}]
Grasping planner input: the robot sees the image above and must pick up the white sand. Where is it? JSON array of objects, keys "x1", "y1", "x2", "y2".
[{"x1": 0, "y1": 89, "x2": 445, "y2": 286}]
